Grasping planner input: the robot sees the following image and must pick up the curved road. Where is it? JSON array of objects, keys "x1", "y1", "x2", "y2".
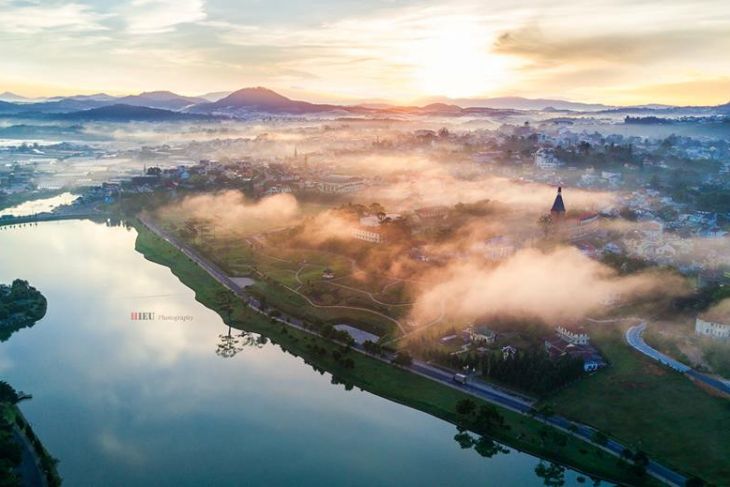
[{"x1": 626, "y1": 323, "x2": 730, "y2": 396}]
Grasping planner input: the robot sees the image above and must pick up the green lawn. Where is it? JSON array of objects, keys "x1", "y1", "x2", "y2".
[
  {"x1": 133, "y1": 221, "x2": 660, "y2": 486},
  {"x1": 548, "y1": 324, "x2": 730, "y2": 485}
]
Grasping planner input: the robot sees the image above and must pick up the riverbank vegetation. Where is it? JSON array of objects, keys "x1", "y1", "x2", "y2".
[
  {"x1": 0, "y1": 279, "x2": 47, "y2": 342},
  {"x1": 133, "y1": 220, "x2": 662, "y2": 486},
  {"x1": 0, "y1": 382, "x2": 61, "y2": 487}
]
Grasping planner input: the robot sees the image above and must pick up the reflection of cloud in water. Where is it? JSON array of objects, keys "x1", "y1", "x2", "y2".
[{"x1": 98, "y1": 430, "x2": 147, "y2": 466}]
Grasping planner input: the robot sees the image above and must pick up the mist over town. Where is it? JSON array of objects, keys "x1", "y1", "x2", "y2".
[{"x1": 1, "y1": 1, "x2": 729, "y2": 486}]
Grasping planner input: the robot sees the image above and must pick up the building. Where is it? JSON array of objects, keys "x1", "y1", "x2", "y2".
[
  {"x1": 501, "y1": 345, "x2": 517, "y2": 359},
  {"x1": 315, "y1": 175, "x2": 364, "y2": 194},
  {"x1": 550, "y1": 187, "x2": 566, "y2": 218},
  {"x1": 352, "y1": 215, "x2": 384, "y2": 243},
  {"x1": 352, "y1": 227, "x2": 383, "y2": 244},
  {"x1": 556, "y1": 326, "x2": 589, "y2": 345},
  {"x1": 695, "y1": 316, "x2": 730, "y2": 340},
  {"x1": 545, "y1": 330, "x2": 606, "y2": 372},
  {"x1": 534, "y1": 148, "x2": 563, "y2": 169},
  {"x1": 467, "y1": 325, "x2": 497, "y2": 344}
]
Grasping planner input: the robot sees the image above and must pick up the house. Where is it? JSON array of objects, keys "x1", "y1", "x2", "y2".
[
  {"x1": 544, "y1": 334, "x2": 606, "y2": 372},
  {"x1": 534, "y1": 148, "x2": 563, "y2": 169},
  {"x1": 695, "y1": 315, "x2": 730, "y2": 340},
  {"x1": 322, "y1": 268, "x2": 335, "y2": 280},
  {"x1": 556, "y1": 326, "x2": 589, "y2": 345},
  {"x1": 501, "y1": 345, "x2": 517, "y2": 359},
  {"x1": 316, "y1": 175, "x2": 364, "y2": 193},
  {"x1": 467, "y1": 325, "x2": 497, "y2": 344}
]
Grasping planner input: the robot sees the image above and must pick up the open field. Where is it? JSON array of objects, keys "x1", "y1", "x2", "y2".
[
  {"x1": 152, "y1": 209, "x2": 414, "y2": 339},
  {"x1": 133, "y1": 221, "x2": 661, "y2": 487},
  {"x1": 548, "y1": 324, "x2": 730, "y2": 485}
]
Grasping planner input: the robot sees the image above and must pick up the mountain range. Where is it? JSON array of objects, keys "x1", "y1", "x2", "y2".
[{"x1": 0, "y1": 87, "x2": 728, "y2": 121}]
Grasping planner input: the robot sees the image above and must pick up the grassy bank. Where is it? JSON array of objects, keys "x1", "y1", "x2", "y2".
[
  {"x1": 1, "y1": 396, "x2": 61, "y2": 487},
  {"x1": 549, "y1": 324, "x2": 730, "y2": 485},
  {"x1": 11, "y1": 406, "x2": 62, "y2": 486},
  {"x1": 134, "y1": 221, "x2": 660, "y2": 486}
]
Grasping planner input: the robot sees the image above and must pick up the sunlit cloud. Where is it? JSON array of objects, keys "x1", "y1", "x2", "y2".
[
  {"x1": 124, "y1": 0, "x2": 206, "y2": 34},
  {"x1": 0, "y1": 1, "x2": 109, "y2": 34},
  {"x1": 0, "y1": 0, "x2": 729, "y2": 104}
]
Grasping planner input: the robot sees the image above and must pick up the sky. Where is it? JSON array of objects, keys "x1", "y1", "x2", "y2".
[{"x1": 0, "y1": 0, "x2": 729, "y2": 105}]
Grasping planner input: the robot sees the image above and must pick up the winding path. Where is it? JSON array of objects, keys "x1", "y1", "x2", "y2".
[{"x1": 626, "y1": 323, "x2": 730, "y2": 396}]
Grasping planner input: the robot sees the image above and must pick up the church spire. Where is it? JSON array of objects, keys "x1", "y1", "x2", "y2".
[{"x1": 551, "y1": 186, "x2": 566, "y2": 216}]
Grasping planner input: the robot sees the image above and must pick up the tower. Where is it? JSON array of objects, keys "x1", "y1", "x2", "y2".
[{"x1": 551, "y1": 186, "x2": 566, "y2": 218}]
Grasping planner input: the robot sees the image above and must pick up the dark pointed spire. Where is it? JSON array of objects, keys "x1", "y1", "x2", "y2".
[{"x1": 551, "y1": 186, "x2": 566, "y2": 215}]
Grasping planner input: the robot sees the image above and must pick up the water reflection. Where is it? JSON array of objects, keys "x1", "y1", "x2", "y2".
[
  {"x1": 0, "y1": 220, "x2": 588, "y2": 486},
  {"x1": 0, "y1": 192, "x2": 78, "y2": 217},
  {"x1": 216, "y1": 327, "x2": 266, "y2": 358}
]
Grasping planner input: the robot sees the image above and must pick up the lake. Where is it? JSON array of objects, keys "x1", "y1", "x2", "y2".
[
  {"x1": 0, "y1": 192, "x2": 78, "y2": 217},
  {"x1": 0, "y1": 220, "x2": 586, "y2": 486}
]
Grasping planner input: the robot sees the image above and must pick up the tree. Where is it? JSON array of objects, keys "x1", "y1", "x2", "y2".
[
  {"x1": 217, "y1": 290, "x2": 236, "y2": 324},
  {"x1": 538, "y1": 214, "x2": 553, "y2": 237},
  {"x1": 392, "y1": 351, "x2": 413, "y2": 366},
  {"x1": 474, "y1": 436, "x2": 507, "y2": 458},
  {"x1": 455, "y1": 398, "x2": 476, "y2": 416},
  {"x1": 0, "y1": 381, "x2": 19, "y2": 404},
  {"x1": 216, "y1": 325, "x2": 244, "y2": 358},
  {"x1": 453, "y1": 431, "x2": 474, "y2": 449},
  {"x1": 535, "y1": 462, "x2": 566, "y2": 487},
  {"x1": 474, "y1": 404, "x2": 504, "y2": 432}
]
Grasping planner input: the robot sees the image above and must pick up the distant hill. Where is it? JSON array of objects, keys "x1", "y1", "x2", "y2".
[
  {"x1": 57, "y1": 104, "x2": 212, "y2": 121},
  {"x1": 2, "y1": 85, "x2": 730, "y2": 120},
  {"x1": 0, "y1": 92, "x2": 32, "y2": 103},
  {"x1": 421, "y1": 96, "x2": 613, "y2": 112},
  {"x1": 45, "y1": 93, "x2": 116, "y2": 103},
  {"x1": 197, "y1": 91, "x2": 231, "y2": 102},
  {"x1": 117, "y1": 91, "x2": 205, "y2": 110},
  {"x1": 188, "y1": 87, "x2": 352, "y2": 115}
]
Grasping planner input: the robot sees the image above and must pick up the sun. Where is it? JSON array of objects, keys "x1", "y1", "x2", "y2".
[{"x1": 408, "y1": 20, "x2": 512, "y2": 99}]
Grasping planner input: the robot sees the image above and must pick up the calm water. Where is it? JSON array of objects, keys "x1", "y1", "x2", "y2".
[
  {"x1": 0, "y1": 192, "x2": 78, "y2": 217},
  {"x1": 0, "y1": 220, "x2": 586, "y2": 486}
]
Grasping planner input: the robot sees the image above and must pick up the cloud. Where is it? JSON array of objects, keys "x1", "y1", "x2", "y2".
[
  {"x1": 159, "y1": 191, "x2": 300, "y2": 235},
  {"x1": 494, "y1": 25, "x2": 730, "y2": 67},
  {"x1": 125, "y1": 0, "x2": 206, "y2": 34},
  {"x1": 408, "y1": 246, "x2": 687, "y2": 326},
  {"x1": 0, "y1": 1, "x2": 109, "y2": 34}
]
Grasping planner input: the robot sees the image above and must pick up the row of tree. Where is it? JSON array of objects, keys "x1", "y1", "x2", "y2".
[{"x1": 426, "y1": 347, "x2": 585, "y2": 396}]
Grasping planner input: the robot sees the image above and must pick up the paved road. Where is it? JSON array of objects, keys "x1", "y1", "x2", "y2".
[
  {"x1": 626, "y1": 323, "x2": 690, "y2": 373},
  {"x1": 626, "y1": 323, "x2": 730, "y2": 397},
  {"x1": 139, "y1": 216, "x2": 687, "y2": 487}
]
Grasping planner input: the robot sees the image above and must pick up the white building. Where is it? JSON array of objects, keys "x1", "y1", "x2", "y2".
[
  {"x1": 352, "y1": 228, "x2": 383, "y2": 244},
  {"x1": 556, "y1": 326, "x2": 590, "y2": 345},
  {"x1": 316, "y1": 175, "x2": 364, "y2": 193},
  {"x1": 695, "y1": 317, "x2": 730, "y2": 340}
]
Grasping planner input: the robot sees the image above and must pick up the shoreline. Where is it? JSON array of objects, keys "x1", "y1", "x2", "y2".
[
  {"x1": 11, "y1": 405, "x2": 61, "y2": 487},
  {"x1": 134, "y1": 215, "x2": 679, "y2": 487}
]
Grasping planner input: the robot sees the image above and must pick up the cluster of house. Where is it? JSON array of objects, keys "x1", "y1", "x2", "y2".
[
  {"x1": 444, "y1": 322, "x2": 606, "y2": 372},
  {"x1": 0, "y1": 163, "x2": 34, "y2": 193},
  {"x1": 544, "y1": 326, "x2": 607, "y2": 372}
]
